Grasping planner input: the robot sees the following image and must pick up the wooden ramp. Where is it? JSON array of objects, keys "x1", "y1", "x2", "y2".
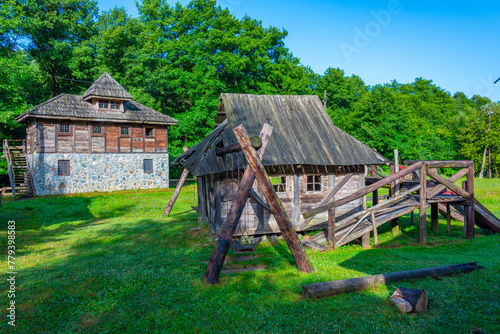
[
  {"x1": 310, "y1": 197, "x2": 419, "y2": 248},
  {"x1": 448, "y1": 200, "x2": 500, "y2": 233}
]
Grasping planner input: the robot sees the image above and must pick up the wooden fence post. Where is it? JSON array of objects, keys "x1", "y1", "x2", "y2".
[
  {"x1": 466, "y1": 163, "x2": 475, "y2": 238},
  {"x1": 390, "y1": 164, "x2": 400, "y2": 236},
  {"x1": 234, "y1": 125, "x2": 314, "y2": 274},
  {"x1": 431, "y1": 203, "x2": 439, "y2": 233},
  {"x1": 328, "y1": 208, "x2": 336, "y2": 250},
  {"x1": 419, "y1": 164, "x2": 427, "y2": 245}
]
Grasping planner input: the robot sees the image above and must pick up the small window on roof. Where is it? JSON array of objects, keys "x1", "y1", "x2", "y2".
[
  {"x1": 110, "y1": 100, "x2": 120, "y2": 110},
  {"x1": 99, "y1": 99, "x2": 109, "y2": 108}
]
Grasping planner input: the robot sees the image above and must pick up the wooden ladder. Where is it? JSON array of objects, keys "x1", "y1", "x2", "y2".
[{"x1": 2, "y1": 139, "x2": 35, "y2": 199}]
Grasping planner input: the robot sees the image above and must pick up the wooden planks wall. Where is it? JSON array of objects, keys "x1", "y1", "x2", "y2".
[
  {"x1": 132, "y1": 127, "x2": 144, "y2": 153},
  {"x1": 37, "y1": 121, "x2": 55, "y2": 153},
  {"x1": 74, "y1": 122, "x2": 90, "y2": 153},
  {"x1": 105, "y1": 125, "x2": 119, "y2": 152},
  {"x1": 156, "y1": 128, "x2": 167, "y2": 152}
]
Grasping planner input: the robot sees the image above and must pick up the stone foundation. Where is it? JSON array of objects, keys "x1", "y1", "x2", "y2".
[{"x1": 27, "y1": 153, "x2": 169, "y2": 196}]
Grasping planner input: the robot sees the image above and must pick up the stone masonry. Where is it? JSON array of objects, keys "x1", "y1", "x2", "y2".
[{"x1": 27, "y1": 153, "x2": 169, "y2": 196}]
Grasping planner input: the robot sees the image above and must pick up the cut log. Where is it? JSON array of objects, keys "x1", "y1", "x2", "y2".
[
  {"x1": 390, "y1": 287, "x2": 428, "y2": 313},
  {"x1": 302, "y1": 262, "x2": 482, "y2": 298}
]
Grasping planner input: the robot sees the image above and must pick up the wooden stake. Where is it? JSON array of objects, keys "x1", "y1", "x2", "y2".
[
  {"x1": 390, "y1": 164, "x2": 399, "y2": 236},
  {"x1": 419, "y1": 164, "x2": 427, "y2": 245},
  {"x1": 233, "y1": 125, "x2": 314, "y2": 273},
  {"x1": 163, "y1": 146, "x2": 189, "y2": 216},
  {"x1": 431, "y1": 203, "x2": 439, "y2": 233},
  {"x1": 203, "y1": 125, "x2": 273, "y2": 285},
  {"x1": 371, "y1": 210, "x2": 378, "y2": 246},
  {"x1": 466, "y1": 164, "x2": 475, "y2": 238},
  {"x1": 446, "y1": 204, "x2": 451, "y2": 235},
  {"x1": 328, "y1": 208, "x2": 336, "y2": 250}
]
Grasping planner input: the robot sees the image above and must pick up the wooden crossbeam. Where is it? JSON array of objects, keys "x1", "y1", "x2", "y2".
[
  {"x1": 203, "y1": 125, "x2": 273, "y2": 285},
  {"x1": 296, "y1": 173, "x2": 353, "y2": 231},
  {"x1": 163, "y1": 146, "x2": 189, "y2": 216},
  {"x1": 426, "y1": 168, "x2": 469, "y2": 199},
  {"x1": 404, "y1": 160, "x2": 473, "y2": 168},
  {"x1": 302, "y1": 162, "x2": 423, "y2": 219},
  {"x1": 233, "y1": 124, "x2": 314, "y2": 274}
]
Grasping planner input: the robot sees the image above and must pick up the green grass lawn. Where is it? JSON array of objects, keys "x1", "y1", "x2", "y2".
[{"x1": 1, "y1": 180, "x2": 499, "y2": 333}]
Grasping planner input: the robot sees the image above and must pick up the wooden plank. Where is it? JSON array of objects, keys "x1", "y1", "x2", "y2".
[
  {"x1": 466, "y1": 165, "x2": 475, "y2": 238},
  {"x1": 203, "y1": 124, "x2": 274, "y2": 285},
  {"x1": 215, "y1": 136, "x2": 261, "y2": 156},
  {"x1": 427, "y1": 168, "x2": 469, "y2": 199},
  {"x1": 105, "y1": 125, "x2": 118, "y2": 152},
  {"x1": 427, "y1": 168, "x2": 470, "y2": 198},
  {"x1": 302, "y1": 262, "x2": 483, "y2": 298},
  {"x1": 233, "y1": 124, "x2": 313, "y2": 274},
  {"x1": 403, "y1": 160, "x2": 473, "y2": 168},
  {"x1": 163, "y1": 147, "x2": 190, "y2": 216},
  {"x1": 145, "y1": 138, "x2": 155, "y2": 152},
  {"x1": 371, "y1": 210, "x2": 378, "y2": 246},
  {"x1": 297, "y1": 173, "x2": 353, "y2": 231},
  {"x1": 419, "y1": 164, "x2": 427, "y2": 245},
  {"x1": 294, "y1": 171, "x2": 300, "y2": 226},
  {"x1": 446, "y1": 204, "x2": 451, "y2": 235},
  {"x1": 302, "y1": 162, "x2": 423, "y2": 219}
]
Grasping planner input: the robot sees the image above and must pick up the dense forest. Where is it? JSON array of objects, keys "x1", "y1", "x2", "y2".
[{"x1": 1, "y1": 0, "x2": 499, "y2": 182}]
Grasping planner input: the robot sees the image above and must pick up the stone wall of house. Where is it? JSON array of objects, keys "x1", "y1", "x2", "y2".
[{"x1": 26, "y1": 153, "x2": 169, "y2": 196}]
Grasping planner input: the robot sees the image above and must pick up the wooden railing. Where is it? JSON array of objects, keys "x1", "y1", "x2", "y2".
[{"x1": 2, "y1": 139, "x2": 15, "y2": 199}]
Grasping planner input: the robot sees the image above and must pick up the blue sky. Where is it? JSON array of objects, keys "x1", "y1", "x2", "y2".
[{"x1": 97, "y1": 0, "x2": 500, "y2": 102}]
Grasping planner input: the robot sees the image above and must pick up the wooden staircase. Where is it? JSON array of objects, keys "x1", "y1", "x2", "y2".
[{"x1": 2, "y1": 139, "x2": 35, "y2": 199}]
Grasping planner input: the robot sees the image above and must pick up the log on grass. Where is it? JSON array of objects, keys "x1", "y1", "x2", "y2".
[
  {"x1": 390, "y1": 287, "x2": 428, "y2": 313},
  {"x1": 302, "y1": 262, "x2": 483, "y2": 298}
]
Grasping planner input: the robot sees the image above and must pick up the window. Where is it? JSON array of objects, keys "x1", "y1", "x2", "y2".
[
  {"x1": 99, "y1": 99, "x2": 109, "y2": 108},
  {"x1": 143, "y1": 159, "x2": 153, "y2": 173},
  {"x1": 110, "y1": 100, "x2": 120, "y2": 110},
  {"x1": 120, "y1": 127, "x2": 129, "y2": 136},
  {"x1": 58, "y1": 160, "x2": 70, "y2": 176},
  {"x1": 306, "y1": 175, "x2": 322, "y2": 192},
  {"x1": 60, "y1": 124, "x2": 69, "y2": 133},
  {"x1": 145, "y1": 128, "x2": 154, "y2": 137},
  {"x1": 93, "y1": 126, "x2": 101, "y2": 134},
  {"x1": 271, "y1": 176, "x2": 287, "y2": 193}
]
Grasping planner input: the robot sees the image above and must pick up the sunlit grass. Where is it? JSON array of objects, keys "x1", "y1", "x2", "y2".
[{"x1": 0, "y1": 181, "x2": 499, "y2": 333}]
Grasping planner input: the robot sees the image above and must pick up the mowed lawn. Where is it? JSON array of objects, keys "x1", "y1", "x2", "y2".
[{"x1": 0, "y1": 179, "x2": 499, "y2": 333}]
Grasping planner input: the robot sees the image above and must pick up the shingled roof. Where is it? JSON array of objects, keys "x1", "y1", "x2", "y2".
[
  {"x1": 82, "y1": 72, "x2": 133, "y2": 100},
  {"x1": 173, "y1": 93, "x2": 387, "y2": 176},
  {"x1": 17, "y1": 73, "x2": 177, "y2": 125}
]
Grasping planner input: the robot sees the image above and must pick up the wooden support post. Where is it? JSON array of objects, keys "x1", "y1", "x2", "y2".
[
  {"x1": 446, "y1": 204, "x2": 451, "y2": 235},
  {"x1": 419, "y1": 164, "x2": 427, "y2": 244},
  {"x1": 390, "y1": 164, "x2": 399, "y2": 236},
  {"x1": 203, "y1": 125, "x2": 273, "y2": 285},
  {"x1": 163, "y1": 147, "x2": 189, "y2": 216},
  {"x1": 372, "y1": 189, "x2": 379, "y2": 206},
  {"x1": 371, "y1": 210, "x2": 378, "y2": 246},
  {"x1": 361, "y1": 232, "x2": 370, "y2": 249},
  {"x1": 328, "y1": 208, "x2": 335, "y2": 250},
  {"x1": 234, "y1": 125, "x2": 314, "y2": 273},
  {"x1": 431, "y1": 203, "x2": 439, "y2": 233},
  {"x1": 462, "y1": 181, "x2": 468, "y2": 237},
  {"x1": 215, "y1": 136, "x2": 261, "y2": 156},
  {"x1": 410, "y1": 210, "x2": 414, "y2": 225},
  {"x1": 466, "y1": 164, "x2": 475, "y2": 238}
]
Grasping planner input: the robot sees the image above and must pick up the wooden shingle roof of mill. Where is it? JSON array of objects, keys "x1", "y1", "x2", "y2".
[
  {"x1": 173, "y1": 93, "x2": 387, "y2": 176},
  {"x1": 82, "y1": 72, "x2": 133, "y2": 100}
]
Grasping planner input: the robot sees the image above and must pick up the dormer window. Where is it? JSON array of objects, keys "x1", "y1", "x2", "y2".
[
  {"x1": 110, "y1": 100, "x2": 120, "y2": 110},
  {"x1": 99, "y1": 99, "x2": 109, "y2": 108}
]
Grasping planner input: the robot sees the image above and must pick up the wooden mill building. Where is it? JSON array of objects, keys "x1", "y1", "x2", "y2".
[
  {"x1": 12, "y1": 72, "x2": 178, "y2": 196},
  {"x1": 173, "y1": 93, "x2": 387, "y2": 237}
]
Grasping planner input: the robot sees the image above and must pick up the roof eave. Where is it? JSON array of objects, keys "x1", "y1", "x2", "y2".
[{"x1": 16, "y1": 114, "x2": 178, "y2": 126}]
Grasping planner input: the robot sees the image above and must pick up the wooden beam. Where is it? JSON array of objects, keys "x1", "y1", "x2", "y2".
[
  {"x1": 163, "y1": 146, "x2": 189, "y2": 216},
  {"x1": 302, "y1": 162, "x2": 423, "y2": 219},
  {"x1": 426, "y1": 168, "x2": 470, "y2": 199},
  {"x1": 203, "y1": 124, "x2": 273, "y2": 285},
  {"x1": 302, "y1": 262, "x2": 483, "y2": 298},
  {"x1": 233, "y1": 124, "x2": 314, "y2": 274},
  {"x1": 431, "y1": 203, "x2": 439, "y2": 233},
  {"x1": 215, "y1": 136, "x2": 261, "y2": 156},
  {"x1": 419, "y1": 164, "x2": 427, "y2": 244},
  {"x1": 446, "y1": 204, "x2": 451, "y2": 235},
  {"x1": 328, "y1": 208, "x2": 335, "y2": 250},
  {"x1": 389, "y1": 164, "x2": 399, "y2": 236},
  {"x1": 466, "y1": 164, "x2": 475, "y2": 238},
  {"x1": 371, "y1": 210, "x2": 378, "y2": 246},
  {"x1": 296, "y1": 173, "x2": 353, "y2": 231},
  {"x1": 403, "y1": 160, "x2": 473, "y2": 168},
  {"x1": 426, "y1": 168, "x2": 469, "y2": 199}
]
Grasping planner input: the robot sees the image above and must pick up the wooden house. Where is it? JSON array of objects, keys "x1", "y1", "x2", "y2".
[
  {"x1": 173, "y1": 93, "x2": 387, "y2": 237},
  {"x1": 12, "y1": 72, "x2": 178, "y2": 196}
]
